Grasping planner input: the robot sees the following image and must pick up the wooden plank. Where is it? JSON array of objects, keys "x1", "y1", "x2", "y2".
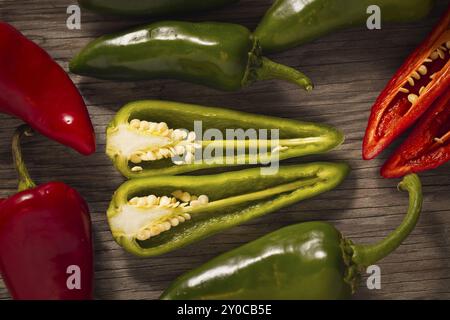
[{"x1": 0, "y1": 0, "x2": 449, "y2": 300}]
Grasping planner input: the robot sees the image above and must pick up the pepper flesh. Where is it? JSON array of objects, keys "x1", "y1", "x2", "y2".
[
  {"x1": 106, "y1": 100, "x2": 344, "y2": 178},
  {"x1": 254, "y1": 0, "x2": 435, "y2": 53},
  {"x1": 70, "y1": 21, "x2": 313, "y2": 92},
  {"x1": 0, "y1": 23, "x2": 96, "y2": 155},
  {"x1": 381, "y1": 90, "x2": 450, "y2": 178},
  {"x1": 363, "y1": 6, "x2": 450, "y2": 160},
  {"x1": 107, "y1": 162, "x2": 350, "y2": 257},
  {"x1": 161, "y1": 174, "x2": 422, "y2": 300},
  {"x1": 0, "y1": 126, "x2": 93, "y2": 300},
  {"x1": 78, "y1": 0, "x2": 239, "y2": 17}
]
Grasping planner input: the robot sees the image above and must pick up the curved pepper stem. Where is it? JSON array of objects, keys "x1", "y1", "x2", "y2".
[
  {"x1": 12, "y1": 125, "x2": 36, "y2": 192},
  {"x1": 256, "y1": 57, "x2": 313, "y2": 91},
  {"x1": 351, "y1": 174, "x2": 422, "y2": 268}
]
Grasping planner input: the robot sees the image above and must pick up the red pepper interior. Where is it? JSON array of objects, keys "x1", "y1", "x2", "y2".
[{"x1": 376, "y1": 40, "x2": 449, "y2": 138}]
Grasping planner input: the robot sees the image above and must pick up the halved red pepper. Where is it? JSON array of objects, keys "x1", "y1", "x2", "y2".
[
  {"x1": 0, "y1": 126, "x2": 94, "y2": 299},
  {"x1": 0, "y1": 22, "x2": 96, "y2": 155},
  {"x1": 381, "y1": 89, "x2": 449, "y2": 178},
  {"x1": 363, "y1": 6, "x2": 450, "y2": 160}
]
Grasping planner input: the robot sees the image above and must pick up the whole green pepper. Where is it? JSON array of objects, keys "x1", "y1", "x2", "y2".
[
  {"x1": 70, "y1": 22, "x2": 313, "y2": 92},
  {"x1": 254, "y1": 0, "x2": 436, "y2": 53},
  {"x1": 78, "y1": 0, "x2": 239, "y2": 17},
  {"x1": 107, "y1": 162, "x2": 349, "y2": 257},
  {"x1": 106, "y1": 100, "x2": 344, "y2": 178},
  {"x1": 161, "y1": 174, "x2": 422, "y2": 300}
]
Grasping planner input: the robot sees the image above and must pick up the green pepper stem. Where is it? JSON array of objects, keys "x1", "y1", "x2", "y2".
[
  {"x1": 12, "y1": 125, "x2": 36, "y2": 192},
  {"x1": 186, "y1": 176, "x2": 322, "y2": 215},
  {"x1": 256, "y1": 57, "x2": 313, "y2": 91},
  {"x1": 351, "y1": 174, "x2": 423, "y2": 268}
]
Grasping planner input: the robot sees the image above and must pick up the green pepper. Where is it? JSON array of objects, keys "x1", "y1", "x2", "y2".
[
  {"x1": 254, "y1": 0, "x2": 436, "y2": 53},
  {"x1": 107, "y1": 162, "x2": 349, "y2": 257},
  {"x1": 69, "y1": 21, "x2": 313, "y2": 92},
  {"x1": 106, "y1": 100, "x2": 344, "y2": 178},
  {"x1": 160, "y1": 174, "x2": 422, "y2": 300},
  {"x1": 78, "y1": 0, "x2": 239, "y2": 17}
]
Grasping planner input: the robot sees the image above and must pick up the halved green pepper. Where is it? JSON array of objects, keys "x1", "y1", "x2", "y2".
[
  {"x1": 107, "y1": 162, "x2": 350, "y2": 257},
  {"x1": 78, "y1": 0, "x2": 239, "y2": 17},
  {"x1": 161, "y1": 174, "x2": 422, "y2": 300},
  {"x1": 255, "y1": 0, "x2": 436, "y2": 53},
  {"x1": 106, "y1": 100, "x2": 344, "y2": 178},
  {"x1": 69, "y1": 21, "x2": 313, "y2": 92}
]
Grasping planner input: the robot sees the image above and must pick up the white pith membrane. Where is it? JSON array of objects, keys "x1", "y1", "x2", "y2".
[
  {"x1": 398, "y1": 40, "x2": 449, "y2": 114},
  {"x1": 108, "y1": 119, "x2": 202, "y2": 172},
  {"x1": 108, "y1": 118, "x2": 299, "y2": 172},
  {"x1": 110, "y1": 190, "x2": 209, "y2": 241}
]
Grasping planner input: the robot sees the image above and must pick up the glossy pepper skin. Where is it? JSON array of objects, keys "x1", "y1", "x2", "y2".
[
  {"x1": 363, "y1": 6, "x2": 450, "y2": 160},
  {"x1": 161, "y1": 174, "x2": 422, "y2": 300},
  {"x1": 0, "y1": 23, "x2": 96, "y2": 155},
  {"x1": 70, "y1": 21, "x2": 313, "y2": 92},
  {"x1": 382, "y1": 90, "x2": 450, "y2": 178},
  {"x1": 78, "y1": 0, "x2": 239, "y2": 17},
  {"x1": 254, "y1": 0, "x2": 435, "y2": 53},
  {"x1": 107, "y1": 162, "x2": 349, "y2": 257},
  {"x1": 106, "y1": 100, "x2": 344, "y2": 178},
  {"x1": 0, "y1": 126, "x2": 94, "y2": 300}
]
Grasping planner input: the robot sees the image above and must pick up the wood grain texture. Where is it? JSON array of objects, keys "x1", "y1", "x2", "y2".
[{"x1": 0, "y1": 0, "x2": 449, "y2": 300}]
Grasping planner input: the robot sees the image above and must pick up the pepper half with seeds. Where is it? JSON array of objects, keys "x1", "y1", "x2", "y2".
[
  {"x1": 161, "y1": 174, "x2": 422, "y2": 300},
  {"x1": 107, "y1": 162, "x2": 350, "y2": 257},
  {"x1": 106, "y1": 101, "x2": 344, "y2": 178},
  {"x1": 69, "y1": 21, "x2": 313, "y2": 92},
  {"x1": 363, "y1": 5, "x2": 450, "y2": 160},
  {"x1": 381, "y1": 90, "x2": 449, "y2": 178}
]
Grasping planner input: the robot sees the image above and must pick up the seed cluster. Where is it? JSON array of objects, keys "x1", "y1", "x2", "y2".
[
  {"x1": 128, "y1": 190, "x2": 209, "y2": 241},
  {"x1": 128, "y1": 119, "x2": 201, "y2": 172},
  {"x1": 401, "y1": 41, "x2": 450, "y2": 105}
]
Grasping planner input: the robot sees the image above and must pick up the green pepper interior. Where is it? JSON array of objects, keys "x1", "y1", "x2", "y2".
[{"x1": 126, "y1": 168, "x2": 324, "y2": 248}]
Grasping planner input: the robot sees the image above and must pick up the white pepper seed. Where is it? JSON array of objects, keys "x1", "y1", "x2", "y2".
[
  {"x1": 418, "y1": 65, "x2": 427, "y2": 75},
  {"x1": 130, "y1": 119, "x2": 140, "y2": 128},
  {"x1": 408, "y1": 94, "x2": 419, "y2": 104},
  {"x1": 198, "y1": 195, "x2": 209, "y2": 205},
  {"x1": 180, "y1": 192, "x2": 191, "y2": 202},
  {"x1": 159, "y1": 196, "x2": 171, "y2": 207}
]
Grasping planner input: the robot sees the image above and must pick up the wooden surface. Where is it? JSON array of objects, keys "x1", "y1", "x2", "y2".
[{"x1": 0, "y1": 0, "x2": 449, "y2": 300}]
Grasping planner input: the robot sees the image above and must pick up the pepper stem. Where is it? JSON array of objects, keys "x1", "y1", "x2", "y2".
[
  {"x1": 351, "y1": 174, "x2": 423, "y2": 268},
  {"x1": 256, "y1": 57, "x2": 313, "y2": 91},
  {"x1": 12, "y1": 125, "x2": 36, "y2": 192}
]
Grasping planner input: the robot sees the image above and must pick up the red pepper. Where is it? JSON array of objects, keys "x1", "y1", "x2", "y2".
[
  {"x1": 0, "y1": 126, "x2": 94, "y2": 300},
  {"x1": 363, "y1": 6, "x2": 450, "y2": 160},
  {"x1": 381, "y1": 89, "x2": 449, "y2": 178},
  {"x1": 0, "y1": 22, "x2": 96, "y2": 155}
]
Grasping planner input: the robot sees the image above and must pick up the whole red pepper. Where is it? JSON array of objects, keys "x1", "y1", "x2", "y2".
[
  {"x1": 382, "y1": 89, "x2": 449, "y2": 178},
  {"x1": 0, "y1": 22, "x2": 96, "y2": 155},
  {"x1": 363, "y1": 6, "x2": 450, "y2": 160},
  {"x1": 0, "y1": 125, "x2": 94, "y2": 300}
]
